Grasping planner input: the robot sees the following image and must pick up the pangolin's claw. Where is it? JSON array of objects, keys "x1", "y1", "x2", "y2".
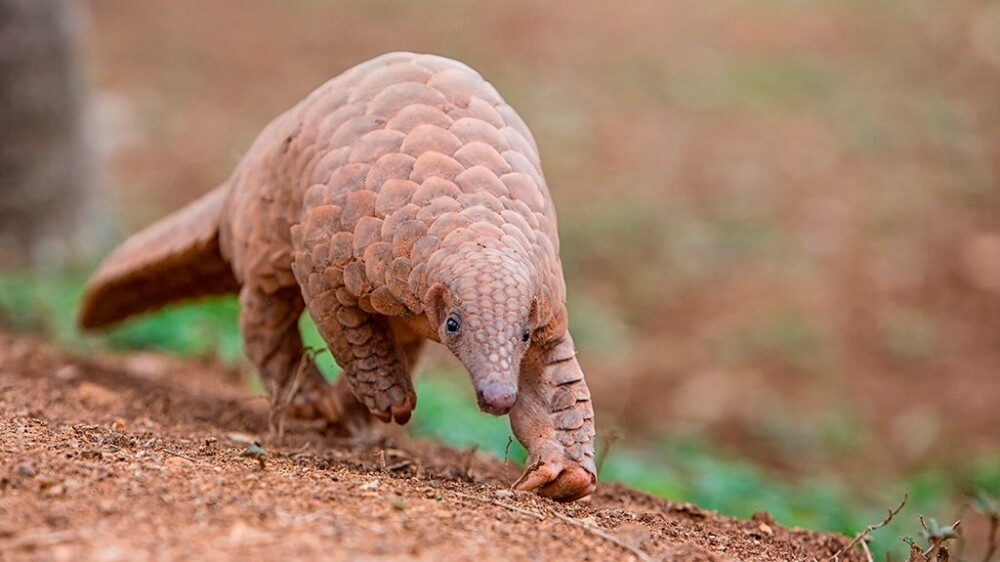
[
  {"x1": 513, "y1": 443, "x2": 597, "y2": 502},
  {"x1": 349, "y1": 378, "x2": 417, "y2": 425},
  {"x1": 390, "y1": 403, "x2": 413, "y2": 425},
  {"x1": 367, "y1": 400, "x2": 413, "y2": 425},
  {"x1": 370, "y1": 407, "x2": 393, "y2": 424},
  {"x1": 356, "y1": 382, "x2": 416, "y2": 425}
]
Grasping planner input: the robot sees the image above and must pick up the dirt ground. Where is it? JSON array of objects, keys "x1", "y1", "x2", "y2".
[{"x1": 0, "y1": 328, "x2": 862, "y2": 562}]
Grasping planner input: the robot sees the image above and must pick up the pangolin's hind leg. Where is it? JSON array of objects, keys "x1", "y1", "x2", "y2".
[
  {"x1": 238, "y1": 283, "x2": 373, "y2": 432},
  {"x1": 300, "y1": 375, "x2": 376, "y2": 437}
]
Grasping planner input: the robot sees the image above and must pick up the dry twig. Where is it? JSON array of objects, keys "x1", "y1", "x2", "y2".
[
  {"x1": 918, "y1": 516, "x2": 961, "y2": 560},
  {"x1": 385, "y1": 460, "x2": 412, "y2": 472},
  {"x1": 984, "y1": 515, "x2": 998, "y2": 562},
  {"x1": 548, "y1": 509, "x2": 654, "y2": 562},
  {"x1": 447, "y1": 490, "x2": 654, "y2": 561},
  {"x1": 971, "y1": 492, "x2": 999, "y2": 562},
  {"x1": 163, "y1": 449, "x2": 200, "y2": 464},
  {"x1": 0, "y1": 530, "x2": 77, "y2": 550},
  {"x1": 595, "y1": 427, "x2": 624, "y2": 476},
  {"x1": 448, "y1": 491, "x2": 545, "y2": 521},
  {"x1": 268, "y1": 348, "x2": 317, "y2": 441},
  {"x1": 860, "y1": 539, "x2": 873, "y2": 562},
  {"x1": 830, "y1": 491, "x2": 909, "y2": 562},
  {"x1": 503, "y1": 435, "x2": 513, "y2": 485}
]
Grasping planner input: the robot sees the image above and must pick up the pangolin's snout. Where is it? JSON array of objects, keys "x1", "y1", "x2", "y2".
[{"x1": 476, "y1": 383, "x2": 517, "y2": 416}]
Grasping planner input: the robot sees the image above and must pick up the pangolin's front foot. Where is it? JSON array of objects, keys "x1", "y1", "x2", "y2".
[
  {"x1": 346, "y1": 365, "x2": 417, "y2": 425},
  {"x1": 510, "y1": 336, "x2": 597, "y2": 502},
  {"x1": 513, "y1": 440, "x2": 597, "y2": 502}
]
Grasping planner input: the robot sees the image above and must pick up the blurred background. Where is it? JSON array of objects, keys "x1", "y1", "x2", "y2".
[{"x1": 2, "y1": 1, "x2": 998, "y2": 558}]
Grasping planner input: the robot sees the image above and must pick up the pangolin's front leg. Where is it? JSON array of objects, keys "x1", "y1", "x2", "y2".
[
  {"x1": 510, "y1": 334, "x2": 597, "y2": 502},
  {"x1": 307, "y1": 295, "x2": 418, "y2": 424},
  {"x1": 238, "y1": 283, "x2": 373, "y2": 431}
]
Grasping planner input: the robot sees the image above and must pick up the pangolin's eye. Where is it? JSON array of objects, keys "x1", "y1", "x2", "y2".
[
  {"x1": 521, "y1": 329, "x2": 531, "y2": 343},
  {"x1": 445, "y1": 314, "x2": 461, "y2": 334}
]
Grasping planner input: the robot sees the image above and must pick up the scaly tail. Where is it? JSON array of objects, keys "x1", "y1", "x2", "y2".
[{"x1": 78, "y1": 186, "x2": 241, "y2": 330}]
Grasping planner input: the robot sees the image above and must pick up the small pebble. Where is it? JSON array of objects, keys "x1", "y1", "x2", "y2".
[
  {"x1": 55, "y1": 365, "x2": 79, "y2": 383},
  {"x1": 77, "y1": 381, "x2": 120, "y2": 409},
  {"x1": 36, "y1": 475, "x2": 60, "y2": 490},
  {"x1": 390, "y1": 495, "x2": 406, "y2": 511},
  {"x1": 97, "y1": 499, "x2": 118, "y2": 514},
  {"x1": 164, "y1": 456, "x2": 193, "y2": 469}
]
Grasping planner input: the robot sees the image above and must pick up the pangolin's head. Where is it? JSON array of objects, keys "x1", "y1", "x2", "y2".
[{"x1": 424, "y1": 243, "x2": 555, "y2": 416}]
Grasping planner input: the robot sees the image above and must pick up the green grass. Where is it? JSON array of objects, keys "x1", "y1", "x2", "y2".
[
  {"x1": 2, "y1": 269, "x2": 996, "y2": 561},
  {"x1": 411, "y1": 374, "x2": 528, "y2": 464},
  {"x1": 0, "y1": 270, "x2": 90, "y2": 348},
  {"x1": 0, "y1": 270, "x2": 244, "y2": 362}
]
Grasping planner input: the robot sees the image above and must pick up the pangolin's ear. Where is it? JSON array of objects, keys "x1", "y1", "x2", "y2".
[
  {"x1": 529, "y1": 284, "x2": 553, "y2": 327},
  {"x1": 530, "y1": 286, "x2": 562, "y2": 342},
  {"x1": 529, "y1": 296, "x2": 543, "y2": 329},
  {"x1": 424, "y1": 282, "x2": 447, "y2": 330}
]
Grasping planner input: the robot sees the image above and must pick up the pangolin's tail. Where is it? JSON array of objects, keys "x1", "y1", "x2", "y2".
[{"x1": 78, "y1": 186, "x2": 241, "y2": 330}]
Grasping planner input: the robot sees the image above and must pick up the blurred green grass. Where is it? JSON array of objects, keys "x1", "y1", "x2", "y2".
[{"x1": 1, "y1": 270, "x2": 996, "y2": 560}]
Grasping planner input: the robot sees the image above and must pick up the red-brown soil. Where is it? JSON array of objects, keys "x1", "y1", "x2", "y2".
[{"x1": 0, "y1": 329, "x2": 862, "y2": 561}]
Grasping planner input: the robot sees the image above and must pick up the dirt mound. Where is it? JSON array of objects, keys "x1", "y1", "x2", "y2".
[{"x1": 0, "y1": 329, "x2": 861, "y2": 561}]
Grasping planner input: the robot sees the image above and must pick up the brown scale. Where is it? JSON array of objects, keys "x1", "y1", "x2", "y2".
[{"x1": 77, "y1": 52, "x2": 596, "y2": 502}]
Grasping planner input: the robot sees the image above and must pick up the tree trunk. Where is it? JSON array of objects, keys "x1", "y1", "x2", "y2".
[{"x1": 0, "y1": 0, "x2": 99, "y2": 268}]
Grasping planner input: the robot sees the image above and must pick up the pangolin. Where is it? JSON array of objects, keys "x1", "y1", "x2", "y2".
[{"x1": 78, "y1": 52, "x2": 596, "y2": 501}]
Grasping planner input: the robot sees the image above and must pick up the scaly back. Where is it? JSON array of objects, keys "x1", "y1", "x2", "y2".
[{"x1": 284, "y1": 52, "x2": 567, "y2": 327}]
